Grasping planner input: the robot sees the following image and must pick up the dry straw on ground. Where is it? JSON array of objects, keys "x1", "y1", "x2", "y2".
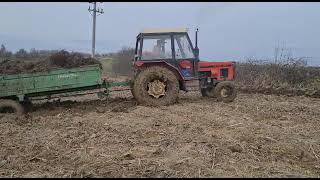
[{"x1": 0, "y1": 91, "x2": 319, "y2": 178}]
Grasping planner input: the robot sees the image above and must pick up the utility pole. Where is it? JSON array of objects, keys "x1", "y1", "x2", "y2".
[{"x1": 88, "y1": 2, "x2": 104, "y2": 58}]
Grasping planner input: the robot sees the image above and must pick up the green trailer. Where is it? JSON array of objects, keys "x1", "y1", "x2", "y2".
[{"x1": 0, "y1": 64, "x2": 130, "y2": 115}]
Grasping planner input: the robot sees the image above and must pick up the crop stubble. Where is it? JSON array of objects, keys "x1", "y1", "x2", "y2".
[{"x1": 0, "y1": 91, "x2": 319, "y2": 177}]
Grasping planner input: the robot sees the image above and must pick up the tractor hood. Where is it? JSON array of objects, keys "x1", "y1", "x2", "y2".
[{"x1": 198, "y1": 61, "x2": 236, "y2": 81}]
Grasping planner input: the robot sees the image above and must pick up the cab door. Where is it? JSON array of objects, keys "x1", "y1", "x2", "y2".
[{"x1": 172, "y1": 33, "x2": 197, "y2": 79}]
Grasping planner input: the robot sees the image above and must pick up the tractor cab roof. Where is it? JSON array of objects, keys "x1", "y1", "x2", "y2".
[
  {"x1": 137, "y1": 28, "x2": 189, "y2": 38},
  {"x1": 142, "y1": 28, "x2": 188, "y2": 34}
]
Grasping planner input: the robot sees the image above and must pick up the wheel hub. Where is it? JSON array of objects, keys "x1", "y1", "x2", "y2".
[
  {"x1": 221, "y1": 88, "x2": 229, "y2": 98},
  {"x1": 148, "y1": 80, "x2": 166, "y2": 99}
]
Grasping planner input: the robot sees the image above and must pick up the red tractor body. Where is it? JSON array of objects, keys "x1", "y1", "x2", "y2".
[
  {"x1": 134, "y1": 60, "x2": 236, "y2": 81},
  {"x1": 198, "y1": 61, "x2": 236, "y2": 81}
]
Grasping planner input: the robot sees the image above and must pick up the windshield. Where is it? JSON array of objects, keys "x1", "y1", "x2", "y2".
[
  {"x1": 141, "y1": 35, "x2": 172, "y2": 60},
  {"x1": 174, "y1": 34, "x2": 195, "y2": 59}
]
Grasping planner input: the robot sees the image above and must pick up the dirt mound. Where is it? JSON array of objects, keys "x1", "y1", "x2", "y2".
[
  {"x1": 0, "y1": 59, "x2": 49, "y2": 75},
  {"x1": 48, "y1": 51, "x2": 101, "y2": 69},
  {"x1": 0, "y1": 50, "x2": 101, "y2": 75}
]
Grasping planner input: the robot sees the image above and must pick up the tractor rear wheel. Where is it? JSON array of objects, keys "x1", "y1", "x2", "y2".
[
  {"x1": 0, "y1": 99, "x2": 25, "y2": 116},
  {"x1": 214, "y1": 81, "x2": 237, "y2": 103},
  {"x1": 132, "y1": 66, "x2": 179, "y2": 106},
  {"x1": 130, "y1": 80, "x2": 136, "y2": 99}
]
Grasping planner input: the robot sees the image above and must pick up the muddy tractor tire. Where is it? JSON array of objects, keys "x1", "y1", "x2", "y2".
[
  {"x1": 132, "y1": 66, "x2": 179, "y2": 106},
  {"x1": 0, "y1": 99, "x2": 25, "y2": 116},
  {"x1": 214, "y1": 81, "x2": 237, "y2": 103},
  {"x1": 130, "y1": 80, "x2": 136, "y2": 99}
]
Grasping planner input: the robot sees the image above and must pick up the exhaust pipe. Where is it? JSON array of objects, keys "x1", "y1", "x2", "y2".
[
  {"x1": 194, "y1": 28, "x2": 199, "y2": 60},
  {"x1": 193, "y1": 28, "x2": 200, "y2": 77},
  {"x1": 195, "y1": 28, "x2": 198, "y2": 49}
]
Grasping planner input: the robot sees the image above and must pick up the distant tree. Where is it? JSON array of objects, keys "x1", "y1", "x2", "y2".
[
  {"x1": 0, "y1": 44, "x2": 6, "y2": 57},
  {"x1": 15, "y1": 48, "x2": 28, "y2": 58},
  {"x1": 112, "y1": 47, "x2": 135, "y2": 76},
  {"x1": 0, "y1": 44, "x2": 13, "y2": 58},
  {"x1": 29, "y1": 48, "x2": 39, "y2": 58},
  {"x1": 0, "y1": 44, "x2": 5, "y2": 51},
  {"x1": 4, "y1": 51, "x2": 12, "y2": 58}
]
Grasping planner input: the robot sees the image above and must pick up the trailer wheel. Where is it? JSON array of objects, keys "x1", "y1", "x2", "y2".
[
  {"x1": 132, "y1": 66, "x2": 179, "y2": 106},
  {"x1": 21, "y1": 97, "x2": 33, "y2": 113},
  {"x1": 214, "y1": 81, "x2": 237, "y2": 103},
  {"x1": 0, "y1": 99, "x2": 25, "y2": 115}
]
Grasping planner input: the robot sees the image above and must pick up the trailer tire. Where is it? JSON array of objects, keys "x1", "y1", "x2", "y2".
[
  {"x1": 21, "y1": 97, "x2": 33, "y2": 113},
  {"x1": 132, "y1": 66, "x2": 179, "y2": 106},
  {"x1": 214, "y1": 81, "x2": 237, "y2": 103},
  {"x1": 0, "y1": 99, "x2": 25, "y2": 115}
]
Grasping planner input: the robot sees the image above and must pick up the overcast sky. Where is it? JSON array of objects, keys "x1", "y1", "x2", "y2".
[{"x1": 0, "y1": 2, "x2": 319, "y2": 65}]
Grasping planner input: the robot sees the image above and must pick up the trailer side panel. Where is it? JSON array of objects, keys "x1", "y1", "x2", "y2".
[{"x1": 0, "y1": 65, "x2": 102, "y2": 98}]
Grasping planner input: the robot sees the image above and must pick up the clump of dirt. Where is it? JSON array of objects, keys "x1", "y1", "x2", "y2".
[
  {"x1": 228, "y1": 144, "x2": 243, "y2": 153},
  {"x1": 0, "y1": 50, "x2": 101, "y2": 75}
]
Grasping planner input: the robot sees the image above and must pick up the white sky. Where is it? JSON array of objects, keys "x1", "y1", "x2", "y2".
[{"x1": 0, "y1": 2, "x2": 319, "y2": 65}]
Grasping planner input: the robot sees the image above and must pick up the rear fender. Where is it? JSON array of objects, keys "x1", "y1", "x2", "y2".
[{"x1": 134, "y1": 61, "x2": 186, "y2": 90}]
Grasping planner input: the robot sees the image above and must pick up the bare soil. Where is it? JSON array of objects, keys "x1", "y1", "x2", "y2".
[
  {"x1": 237, "y1": 86, "x2": 320, "y2": 98},
  {"x1": 0, "y1": 51, "x2": 101, "y2": 75},
  {"x1": 0, "y1": 91, "x2": 320, "y2": 178}
]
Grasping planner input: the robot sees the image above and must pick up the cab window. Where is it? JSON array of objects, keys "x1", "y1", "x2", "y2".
[{"x1": 141, "y1": 35, "x2": 172, "y2": 60}]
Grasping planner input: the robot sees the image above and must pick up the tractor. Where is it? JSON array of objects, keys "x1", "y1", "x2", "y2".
[{"x1": 131, "y1": 28, "x2": 237, "y2": 106}]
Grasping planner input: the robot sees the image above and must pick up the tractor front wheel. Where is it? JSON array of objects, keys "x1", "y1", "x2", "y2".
[
  {"x1": 214, "y1": 81, "x2": 237, "y2": 103},
  {"x1": 0, "y1": 99, "x2": 25, "y2": 116},
  {"x1": 132, "y1": 66, "x2": 179, "y2": 106}
]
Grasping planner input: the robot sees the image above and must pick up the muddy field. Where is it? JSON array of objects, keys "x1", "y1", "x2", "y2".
[{"x1": 0, "y1": 91, "x2": 320, "y2": 178}]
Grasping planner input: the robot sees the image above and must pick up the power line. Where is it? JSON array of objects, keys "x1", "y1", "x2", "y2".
[{"x1": 88, "y1": 2, "x2": 104, "y2": 58}]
